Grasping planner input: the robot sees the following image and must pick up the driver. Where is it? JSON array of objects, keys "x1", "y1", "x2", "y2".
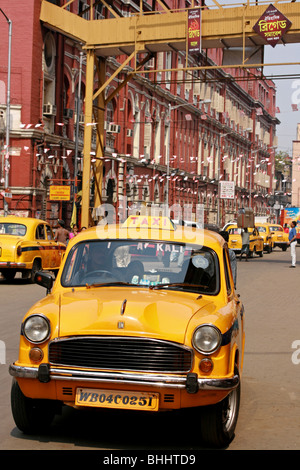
[{"x1": 87, "y1": 243, "x2": 111, "y2": 272}]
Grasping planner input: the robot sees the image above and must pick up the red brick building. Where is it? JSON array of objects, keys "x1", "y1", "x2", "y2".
[{"x1": 0, "y1": 0, "x2": 279, "y2": 228}]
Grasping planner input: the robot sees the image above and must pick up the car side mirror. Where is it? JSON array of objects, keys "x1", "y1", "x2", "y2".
[{"x1": 34, "y1": 271, "x2": 53, "y2": 294}]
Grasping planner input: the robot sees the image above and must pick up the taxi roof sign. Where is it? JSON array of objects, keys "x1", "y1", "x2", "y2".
[{"x1": 122, "y1": 216, "x2": 175, "y2": 230}]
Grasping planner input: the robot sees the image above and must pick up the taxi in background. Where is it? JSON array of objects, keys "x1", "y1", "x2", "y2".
[
  {"x1": 224, "y1": 223, "x2": 264, "y2": 257},
  {"x1": 0, "y1": 216, "x2": 66, "y2": 282},
  {"x1": 268, "y1": 223, "x2": 288, "y2": 251},
  {"x1": 9, "y1": 215, "x2": 245, "y2": 448},
  {"x1": 256, "y1": 223, "x2": 274, "y2": 253}
]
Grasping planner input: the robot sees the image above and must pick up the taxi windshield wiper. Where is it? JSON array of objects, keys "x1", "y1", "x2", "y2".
[
  {"x1": 149, "y1": 282, "x2": 207, "y2": 291},
  {"x1": 86, "y1": 281, "x2": 137, "y2": 288}
]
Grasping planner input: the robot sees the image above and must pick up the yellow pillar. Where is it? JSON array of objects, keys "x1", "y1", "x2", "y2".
[{"x1": 81, "y1": 49, "x2": 95, "y2": 228}]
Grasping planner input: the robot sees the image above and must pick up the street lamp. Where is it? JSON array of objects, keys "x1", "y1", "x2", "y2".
[{"x1": 0, "y1": 8, "x2": 12, "y2": 217}]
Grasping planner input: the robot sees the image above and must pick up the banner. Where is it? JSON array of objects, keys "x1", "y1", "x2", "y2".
[
  {"x1": 188, "y1": 9, "x2": 201, "y2": 55},
  {"x1": 253, "y1": 4, "x2": 292, "y2": 48}
]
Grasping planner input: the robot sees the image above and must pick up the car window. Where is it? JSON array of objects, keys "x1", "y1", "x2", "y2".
[
  {"x1": 36, "y1": 224, "x2": 46, "y2": 240},
  {"x1": 0, "y1": 223, "x2": 27, "y2": 236},
  {"x1": 258, "y1": 227, "x2": 266, "y2": 233},
  {"x1": 61, "y1": 240, "x2": 220, "y2": 295},
  {"x1": 46, "y1": 225, "x2": 54, "y2": 240},
  {"x1": 228, "y1": 227, "x2": 241, "y2": 235},
  {"x1": 269, "y1": 226, "x2": 282, "y2": 232}
]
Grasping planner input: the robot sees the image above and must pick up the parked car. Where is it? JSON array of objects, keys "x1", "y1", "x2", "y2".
[
  {"x1": 224, "y1": 224, "x2": 264, "y2": 257},
  {"x1": 0, "y1": 216, "x2": 66, "y2": 281},
  {"x1": 268, "y1": 224, "x2": 289, "y2": 251},
  {"x1": 10, "y1": 216, "x2": 245, "y2": 448},
  {"x1": 256, "y1": 223, "x2": 274, "y2": 253}
]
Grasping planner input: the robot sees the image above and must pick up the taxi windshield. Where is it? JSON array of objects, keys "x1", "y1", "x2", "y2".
[
  {"x1": 61, "y1": 240, "x2": 219, "y2": 295},
  {"x1": 269, "y1": 226, "x2": 283, "y2": 232},
  {"x1": 0, "y1": 223, "x2": 27, "y2": 236}
]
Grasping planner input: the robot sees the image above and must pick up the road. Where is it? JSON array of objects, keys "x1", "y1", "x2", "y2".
[{"x1": 0, "y1": 247, "x2": 300, "y2": 450}]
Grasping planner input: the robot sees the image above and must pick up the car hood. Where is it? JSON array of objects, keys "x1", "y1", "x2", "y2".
[{"x1": 58, "y1": 287, "x2": 214, "y2": 343}]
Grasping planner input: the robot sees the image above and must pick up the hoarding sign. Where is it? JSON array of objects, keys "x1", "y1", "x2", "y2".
[
  {"x1": 188, "y1": 9, "x2": 201, "y2": 54},
  {"x1": 253, "y1": 4, "x2": 292, "y2": 48}
]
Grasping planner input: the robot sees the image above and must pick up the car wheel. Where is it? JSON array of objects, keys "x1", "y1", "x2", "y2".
[
  {"x1": 11, "y1": 379, "x2": 57, "y2": 434},
  {"x1": 259, "y1": 250, "x2": 263, "y2": 257},
  {"x1": 30, "y1": 259, "x2": 41, "y2": 283},
  {"x1": 282, "y1": 245, "x2": 287, "y2": 252},
  {"x1": 200, "y1": 368, "x2": 241, "y2": 448}
]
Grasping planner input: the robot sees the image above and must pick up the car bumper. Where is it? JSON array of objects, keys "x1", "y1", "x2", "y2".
[
  {"x1": 9, "y1": 363, "x2": 239, "y2": 392},
  {"x1": 0, "y1": 262, "x2": 26, "y2": 268}
]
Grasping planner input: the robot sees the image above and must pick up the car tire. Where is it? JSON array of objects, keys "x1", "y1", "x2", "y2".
[
  {"x1": 200, "y1": 367, "x2": 241, "y2": 448},
  {"x1": 282, "y1": 245, "x2": 287, "y2": 252},
  {"x1": 30, "y1": 259, "x2": 41, "y2": 283},
  {"x1": 11, "y1": 379, "x2": 57, "y2": 434}
]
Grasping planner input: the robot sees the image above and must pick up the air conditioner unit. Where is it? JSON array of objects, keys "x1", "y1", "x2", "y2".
[
  {"x1": 107, "y1": 123, "x2": 121, "y2": 133},
  {"x1": 43, "y1": 104, "x2": 57, "y2": 116},
  {"x1": 63, "y1": 108, "x2": 74, "y2": 119},
  {"x1": 127, "y1": 129, "x2": 133, "y2": 137}
]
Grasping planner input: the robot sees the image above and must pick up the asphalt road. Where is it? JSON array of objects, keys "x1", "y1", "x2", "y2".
[{"x1": 0, "y1": 246, "x2": 299, "y2": 451}]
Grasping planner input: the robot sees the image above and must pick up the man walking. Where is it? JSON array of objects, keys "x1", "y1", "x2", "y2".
[{"x1": 288, "y1": 220, "x2": 297, "y2": 268}]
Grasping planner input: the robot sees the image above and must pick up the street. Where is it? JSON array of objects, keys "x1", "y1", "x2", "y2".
[{"x1": 0, "y1": 246, "x2": 300, "y2": 450}]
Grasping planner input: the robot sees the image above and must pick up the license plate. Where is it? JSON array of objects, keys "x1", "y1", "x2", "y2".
[{"x1": 75, "y1": 388, "x2": 159, "y2": 411}]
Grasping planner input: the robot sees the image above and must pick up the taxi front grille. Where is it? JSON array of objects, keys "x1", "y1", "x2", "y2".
[{"x1": 48, "y1": 336, "x2": 193, "y2": 373}]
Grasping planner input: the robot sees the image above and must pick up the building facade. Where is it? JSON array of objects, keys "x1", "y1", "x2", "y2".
[{"x1": 0, "y1": 0, "x2": 279, "y2": 229}]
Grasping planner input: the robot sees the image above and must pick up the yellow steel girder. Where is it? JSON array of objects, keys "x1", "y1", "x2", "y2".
[{"x1": 39, "y1": 0, "x2": 300, "y2": 227}]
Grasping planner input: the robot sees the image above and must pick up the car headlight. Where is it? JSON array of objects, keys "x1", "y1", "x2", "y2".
[
  {"x1": 23, "y1": 315, "x2": 51, "y2": 344},
  {"x1": 192, "y1": 324, "x2": 221, "y2": 355}
]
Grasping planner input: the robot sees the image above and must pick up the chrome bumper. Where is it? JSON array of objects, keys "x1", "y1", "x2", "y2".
[
  {"x1": 9, "y1": 363, "x2": 239, "y2": 392},
  {"x1": 0, "y1": 262, "x2": 26, "y2": 268}
]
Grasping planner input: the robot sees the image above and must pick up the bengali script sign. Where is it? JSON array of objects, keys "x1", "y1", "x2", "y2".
[
  {"x1": 188, "y1": 9, "x2": 201, "y2": 54},
  {"x1": 49, "y1": 185, "x2": 71, "y2": 201},
  {"x1": 253, "y1": 4, "x2": 292, "y2": 48}
]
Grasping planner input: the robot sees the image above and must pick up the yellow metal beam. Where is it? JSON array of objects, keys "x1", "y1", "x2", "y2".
[{"x1": 40, "y1": 1, "x2": 300, "y2": 55}]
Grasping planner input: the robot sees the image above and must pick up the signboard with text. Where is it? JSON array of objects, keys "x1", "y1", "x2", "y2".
[
  {"x1": 220, "y1": 181, "x2": 235, "y2": 200},
  {"x1": 188, "y1": 9, "x2": 201, "y2": 55},
  {"x1": 49, "y1": 185, "x2": 71, "y2": 201},
  {"x1": 253, "y1": 4, "x2": 292, "y2": 48}
]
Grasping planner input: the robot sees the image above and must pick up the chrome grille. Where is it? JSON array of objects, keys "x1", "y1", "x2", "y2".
[{"x1": 48, "y1": 336, "x2": 193, "y2": 373}]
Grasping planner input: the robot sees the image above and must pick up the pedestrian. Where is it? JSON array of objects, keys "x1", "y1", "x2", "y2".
[
  {"x1": 288, "y1": 220, "x2": 297, "y2": 268},
  {"x1": 284, "y1": 223, "x2": 289, "y2": 234},
  {"x1": 240, "y1": 227, "x2": 250, "y2": 261},
  {"x1": 219, "y1": 230, "x2": 237, "y2": 288},
  {"x1": 54, "y1": 219, "x2": 70, "y2": 245},
  {"x1": 69, "y1": 224, "x2": 78, "y2": 239}
]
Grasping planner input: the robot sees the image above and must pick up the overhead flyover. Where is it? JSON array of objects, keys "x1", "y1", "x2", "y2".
[{"x1": 39, "y1": 0, "x2": 300, "y2": 227}]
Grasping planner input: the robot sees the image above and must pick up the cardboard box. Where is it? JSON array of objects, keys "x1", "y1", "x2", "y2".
[{"x1": 237, "y1": 208, "x2": 254, "y2": 228}]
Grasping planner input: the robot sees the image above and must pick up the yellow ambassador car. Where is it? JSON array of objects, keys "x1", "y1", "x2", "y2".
[
  {"x1": 256, "y1": 224, "x2": 274, "y2": 253},
  {"x1": 9, "y1": 216, "x2": 245, "y2": 448},
  {"x1": 225, "y1": 224, "x2": 264, "y2": 257},
  {"x1": 268, "y1": 223, "x2": 289, "y2": 251},
  {"x1": 0, "y1": 216, "x2": 66, "y2": 282}
]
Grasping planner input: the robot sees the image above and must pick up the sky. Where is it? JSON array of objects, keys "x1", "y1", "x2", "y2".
[{"x1": 204, "y1": 0, "x2": 300, "y2": 156}]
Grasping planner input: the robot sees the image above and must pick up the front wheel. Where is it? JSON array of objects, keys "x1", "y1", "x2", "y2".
[
  {"x1": 200, "y1": 369, "x2": 241, "y2": 448},
  {"x1": 11, "y1": 379, "x2": 57, "y2": 434}
]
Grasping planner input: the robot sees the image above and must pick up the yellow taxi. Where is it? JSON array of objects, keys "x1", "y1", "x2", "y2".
[
  {"x1": 268, "y1": 223, "x2": 289, "y2": 251},
  {"x1": 225, "y1": 224, "x2": 264, "y2": 257},
  {"x1": 256, "y1": 223, "x2": 274, "y2": 253},
  {"x1": 9, "y1": 216, "x2": 245, "y2": 448},
  {"x1": 0, "y1": 216, "x2": 66, "y2": 282}
]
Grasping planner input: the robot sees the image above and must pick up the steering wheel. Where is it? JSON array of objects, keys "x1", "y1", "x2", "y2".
[{"x1": 82, "y1": 269, "x2": 117, "y2": 283}]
